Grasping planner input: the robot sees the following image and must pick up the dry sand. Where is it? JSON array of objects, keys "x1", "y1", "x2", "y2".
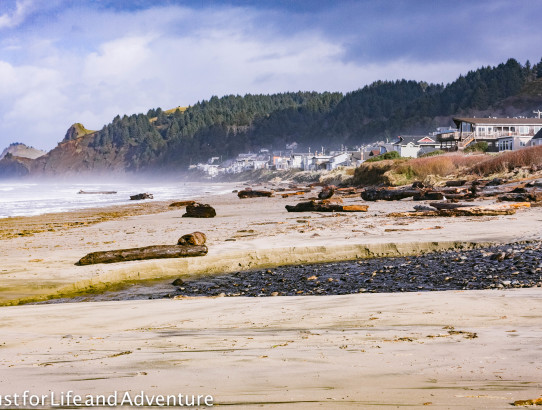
[{"x1": 1, "y1": 183, "x2": 542, "y2": 408}]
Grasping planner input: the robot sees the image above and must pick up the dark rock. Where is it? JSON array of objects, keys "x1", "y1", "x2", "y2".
[
  {"x1": 318, "y1": 185, "x2": 335, "y2": 199},
  {"x1": 172, "y1": 278, "x2": 184, "y2": 286},
  {"x1": 177, "y1": 232, "x2": 207, "y2": 246},
  {"x1": 182, "y1": 203, "x2": 216, "y2": 218},
  {"x1": 130, "y1": 193, "x2": 153, "y2": 200},
  {"x1": 486, "y1": 178, "x2": 505, "y2": 186}
]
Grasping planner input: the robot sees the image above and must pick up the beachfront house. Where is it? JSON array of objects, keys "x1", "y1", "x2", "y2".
[
  {"x1": 437, "y1": 117, "x2": 542, "y2": 151},
  {"x1": 392, "y1": 136, "x2": 440, "y2": 157}
]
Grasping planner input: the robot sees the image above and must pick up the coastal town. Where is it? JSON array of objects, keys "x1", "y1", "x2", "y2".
[{"x1": 192, "y1": 115, "x2": 542, "y2": 177}]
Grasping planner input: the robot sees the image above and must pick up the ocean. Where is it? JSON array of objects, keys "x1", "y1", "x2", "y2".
[{"x1": 0, "y1": 181, "x2": 232, "y2": 218}]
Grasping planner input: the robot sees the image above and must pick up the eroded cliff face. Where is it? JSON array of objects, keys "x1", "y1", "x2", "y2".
[{"x1": 30, "y1": 131, "x2": 130, "y2": 176}]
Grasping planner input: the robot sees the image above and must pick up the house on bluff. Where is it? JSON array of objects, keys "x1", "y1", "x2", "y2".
[{"x1": 437, "y1": 117, "x2": 542, "y2": 151}]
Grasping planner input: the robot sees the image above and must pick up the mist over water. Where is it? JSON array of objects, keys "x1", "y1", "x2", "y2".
[{"x1": 0, "y1": 180, "x2": 231, "y2": 218}]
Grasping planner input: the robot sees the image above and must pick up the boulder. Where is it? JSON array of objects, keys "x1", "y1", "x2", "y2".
[
  {"x1": 178, "y1": 231, "x2": 207, "y2": 246},
  {"x1": 130, "y1": 193, "x2": 153, "y2": 200},
  {"x1": 318, "y1": 185, "x2": 335, "y2": 199},
  {"x1": 182, "y1": 203, "x2": 216, "y2": 218}
]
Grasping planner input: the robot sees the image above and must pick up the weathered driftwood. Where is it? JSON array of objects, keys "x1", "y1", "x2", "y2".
[
  {"x1": 428, "y1": 202, "x2": 473, "y2": 210},
  {"x1": 445, "y1": 180, "x2": 467, "y2": 187},
  {"x1": 169, "y1": 200, "x2": 196, "y2": 207},
  {"x1": 498, "y1": 192, "x2": 542, "y2": 202},
  {"x1": 281, "y1": 191, "x2": 308, "y2": 198},
  {"x1": 78, "y1": 190, "x2": 117, "y2": 194},
  {"x1": 285, "y1": 200, "x2": 368, "y2": 213},
  {"x1": 389, "y1": 203, "x2": 530, "y2": 218},
  {"x1": 77, "y1": 245, "x2": 208, "y2": 265},
  {"x1": 412, "y1": 191, "x2": 444, "y2": 201},
  {"x1": 389, "y1": 208, "x2": 516, "y2": 217},
  {"x1": 237, "y1": 189, "x2": 274, "y2": 198},
  {"x1": 361, "y1": 188, "x2": 417, "y2": 201}
]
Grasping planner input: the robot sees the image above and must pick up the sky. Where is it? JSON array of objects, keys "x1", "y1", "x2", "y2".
[{"x1": 1, "y1": 0, "x2": 542, "y2": 150}]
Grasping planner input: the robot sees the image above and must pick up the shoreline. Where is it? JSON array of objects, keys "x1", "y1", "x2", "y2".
[{"x1": 1, "y1": 180, "x2": 542, "y2": 305}]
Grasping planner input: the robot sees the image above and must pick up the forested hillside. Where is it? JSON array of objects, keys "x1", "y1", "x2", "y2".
[{"x1": 3, "y1": 57, "x2": 542, "y2": 176}]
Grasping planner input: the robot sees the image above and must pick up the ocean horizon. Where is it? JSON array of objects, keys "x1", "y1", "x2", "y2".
[{"x1": 0, "y1": 181, "x2": 231, "y2": 218}]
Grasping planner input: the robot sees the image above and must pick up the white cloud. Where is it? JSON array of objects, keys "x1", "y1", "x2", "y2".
[
  {"x1": 0, "y1": 4, "x2": 524, "y2": 151},
  {"x1": 0, "y1": 0, "x2": 33, "y2": 28}
]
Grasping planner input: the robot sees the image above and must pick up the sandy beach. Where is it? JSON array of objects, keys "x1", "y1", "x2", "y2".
[{"x1": 1, "y1": 183, "x2": 542, "y2": 408}]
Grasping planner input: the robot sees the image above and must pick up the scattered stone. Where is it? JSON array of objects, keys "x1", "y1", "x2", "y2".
[
  {"x1": 177, "y1": 232, "x2": 207, "y2": 246},
  {"x1": 130, "y1": 193, "x2": 153, "y2": 200},
  {"x1": 182, "y1": 203, "x2": 216, "y2": 218}
]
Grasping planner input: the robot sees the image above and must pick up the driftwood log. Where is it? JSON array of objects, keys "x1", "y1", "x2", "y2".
[
  {"x1": 428, "y1": 202, "x2": 473, "y2": 210},
  {"x1": 286, "y1": 200, "x2": 368, "y2": 212},
  {"x1": 445, "y1": 180, "x2": 467, "y2": 187},
  {"x1": 76, "y1": 245, "x2": 208, "y2": 266},
  {"x1": 281, "y1": 191, "x2": 309, "y2": 198},
  {"x1": 169, "y1": 200, "x2": 196, "y2": 207},
  {"x1": 361, "y1": 188, "x2": 417, "y2": 201},
  {"x1": 237, "y1": 189, "x2": 274, "y2": 198},
  {"x1": 389, "y1": 208, "x2": 516, "y2": 217},
  {"x1": 412, "y1": 191, "x2": 445, "y2": 201}
]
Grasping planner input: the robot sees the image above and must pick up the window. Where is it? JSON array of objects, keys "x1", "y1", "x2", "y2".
[{"x1": 519, "y1": 126, "x2": 529, "y2": 135}]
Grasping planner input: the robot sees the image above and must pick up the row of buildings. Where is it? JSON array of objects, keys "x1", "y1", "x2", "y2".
[{"x1": 192, "y1": 116, "x2": 542, "y2": 177}]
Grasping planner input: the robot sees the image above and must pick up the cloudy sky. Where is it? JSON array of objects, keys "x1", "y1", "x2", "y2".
[{"x1": 1, "y1": 0, "x2": 541, "y2": 150}]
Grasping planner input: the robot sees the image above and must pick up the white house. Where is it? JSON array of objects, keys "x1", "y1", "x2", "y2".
[
  {"x1": 438, "y1": 117, "x2": 542, "y2": 150},
  {"x1": 497, "y1": 135, "x2": 533, "y2": 151},
  {"x1": 392, "y1": 136, "x2": 440, "y2": 157}
]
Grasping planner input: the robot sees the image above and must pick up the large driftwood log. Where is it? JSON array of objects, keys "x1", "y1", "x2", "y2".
[
  {"x1": 238, "y1": 189, "x2": 274, "y2": 198},
  {"x1": 361, "y1": 188, "x2": 418, "y2": 201},
  {"x1": 428, "y1": 202, "x2": 473, "y2": 210},
  {"x1": 285, "y1": 200, "x2": 368, "y2": 212},
  {"x1": 77, "y1": 245, "x2": 208, "y2": 266},
  {"x1": 388, "y1": 204, "x2": 526, "y2": 218}
]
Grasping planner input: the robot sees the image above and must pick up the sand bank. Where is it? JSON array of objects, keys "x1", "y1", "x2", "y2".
[
  {"x1": 0, "y1": 289, "x2": 541, "y2": 408},
  {"x1": 1, "y1": 185, "x2": 541, "y2": 304}
]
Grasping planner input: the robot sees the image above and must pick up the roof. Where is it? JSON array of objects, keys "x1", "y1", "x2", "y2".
[
  {"x1": 394, "y1": 136, "x2": 437, "y2": 146},
  {"x1": 453, "y1": 117, "x2": 542, "y2": 126},
  {"x1": 533, "y1": 129, "x2": 542, "y2": 139}
]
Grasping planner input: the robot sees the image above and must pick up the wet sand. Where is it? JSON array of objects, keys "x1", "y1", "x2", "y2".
[{"x1": 1, "y1": 289, "x2": 542, "y2": 408}]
